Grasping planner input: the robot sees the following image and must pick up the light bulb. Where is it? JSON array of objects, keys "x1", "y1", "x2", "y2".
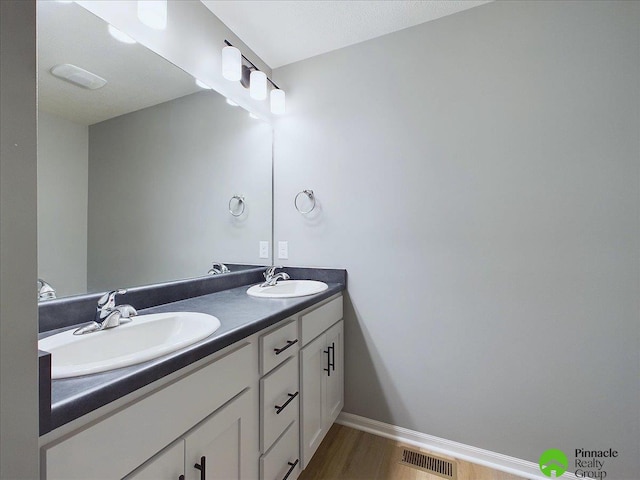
[
  {"x1": 226, "y1": 99, "x2": 239, "y2": 107},
  {"x1": 137, "y1": 0, "x2": 167, "y2": 30},
  {"x1": 222, "y1": 46, "x2": 241, "y2": 81},
  {"x1": 270, "y1": 89, "x2": 286, "y2": 115},
  {"x1": 108, "y1": 25, "x2": 136, "y2": 44},
  {"x1": 249, "y1": 113, "x2": 260, "y2": 120},
  {"x1": 250, "y1": 70, "x2": 267, "y2": 100}
]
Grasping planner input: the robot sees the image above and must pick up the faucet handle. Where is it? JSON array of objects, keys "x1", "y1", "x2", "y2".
[
  {"x1": 264, "y1": 265, "x2": 283, "y2": 280},
  {"x1": 97, "y1": 289, "x2": 127, "y2": 309}
]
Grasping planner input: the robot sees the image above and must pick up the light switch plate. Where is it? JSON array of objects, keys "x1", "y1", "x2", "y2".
[
  {"x1": 278, "y1": 241, "x2": 288, "y2": 259},
  {"x1": 259, "y1": 241, "x2": 269, "y2": 259}
]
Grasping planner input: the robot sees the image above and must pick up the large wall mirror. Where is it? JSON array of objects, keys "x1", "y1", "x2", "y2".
[{"x1": 37, "y1": 1, "x2": 272, "y2": 299}]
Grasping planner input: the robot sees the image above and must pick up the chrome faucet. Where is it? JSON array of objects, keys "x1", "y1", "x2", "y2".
[
  {"x1": 37, "y1": 278, "x2": 57, "y2": 301},
  {"x1": 208, "y1": 262, "x2": 230, "y2": 275},
  {"x1": 74, "y1": 289, "x2": 137, "y2": 335},
  {"x1": 261, "y1": 266, "x2": 290, "y2": 287}
]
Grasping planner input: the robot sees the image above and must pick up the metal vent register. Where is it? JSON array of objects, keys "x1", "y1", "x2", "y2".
[{"x1": 397, "y1": 447, "x2": 457, "y2": 479}]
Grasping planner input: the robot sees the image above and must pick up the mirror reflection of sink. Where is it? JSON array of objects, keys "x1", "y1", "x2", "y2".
[
  {"x1": 247, "y1": 280, "x2": 328, "y2": 299},
  {"x1": 38, "y1": 312, "x2": 221, "y2": 379}
]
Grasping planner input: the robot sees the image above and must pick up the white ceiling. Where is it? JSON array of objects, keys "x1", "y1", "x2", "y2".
[
  {"x1": 201, "y1": 0, "x2": 492, "y2": 69},
  {"x1": 38, "y1": 1, "x2": 201, "y2": 125}
]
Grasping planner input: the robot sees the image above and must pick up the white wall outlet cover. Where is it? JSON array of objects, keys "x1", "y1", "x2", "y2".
[
  {"x1": 278, "y1": 241, "x2": 288, "y2": 259},
  {"x1": 259, "y1": 241, "x2": 269, "y2": 259}
]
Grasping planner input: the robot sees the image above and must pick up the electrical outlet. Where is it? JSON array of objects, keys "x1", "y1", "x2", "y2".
[
  {"x1": 259, "y1": 241, "x2": 269, "y2": 259},
  {"x1": 278, "y1": 241, "x2": 288, "y2": 260}
]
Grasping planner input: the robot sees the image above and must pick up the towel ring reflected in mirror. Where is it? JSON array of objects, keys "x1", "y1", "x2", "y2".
[
  {"x1": 229, "y1": 194, "x2": 246, "y2": 217},
  {"x1": 295, "y1": 189, "x2": 316, "y2": 214}
]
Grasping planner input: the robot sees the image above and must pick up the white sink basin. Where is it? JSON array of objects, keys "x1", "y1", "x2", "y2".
[
  {"x1": 38, "y1": 312, "x2": 221, "y2": 379},
  {"x1": 247, "y1": 280, "x2": 328, "y2": 298}
]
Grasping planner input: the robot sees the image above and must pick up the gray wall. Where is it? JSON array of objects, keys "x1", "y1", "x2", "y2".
[
  {"x1": 273, "y1": 1, "x2": 639, "y2": 477},
  {"x1": 87, "y1": 90, "x2": 272, "y2": 292},
  {"x1": 37, "y1": 110, "x2": 88, "y2": 297},
  {"x1": 0, "y1": 1, "x2": 39, "y2": 478}
]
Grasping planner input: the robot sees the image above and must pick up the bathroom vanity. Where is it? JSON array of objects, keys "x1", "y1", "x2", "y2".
[{"x1": 38, "y1": 268, "x2": 345, "y2": 480}]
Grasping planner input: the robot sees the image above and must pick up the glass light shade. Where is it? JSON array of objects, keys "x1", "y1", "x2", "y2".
[
  {"x1": 270, "y1": 89, "x2": 286, "y2": 115},
  {"x1": 250, "y1": 70, "x2": 267, "y2": 100},
  {"x1": 222, "y1": 46, "x2": 242, "y2": 81},
  {"x1": 137, "y1": 0, "x2": 167, "y2": 30}
]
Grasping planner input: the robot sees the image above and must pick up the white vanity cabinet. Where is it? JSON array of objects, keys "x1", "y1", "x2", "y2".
[
  {"x1": 299, "y1": 296, "x2": 344, "y2": 468},
  {"x1": 42, "y1": 342, "x2": 257, "y2": 480},
  {"x1": 41, "y1": 292, "x2": 344, "y2": 480}
]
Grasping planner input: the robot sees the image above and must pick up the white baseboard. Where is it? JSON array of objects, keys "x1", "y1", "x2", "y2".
[{"x1": 336, "y1": 412, "x2": 579, "y2": 480}]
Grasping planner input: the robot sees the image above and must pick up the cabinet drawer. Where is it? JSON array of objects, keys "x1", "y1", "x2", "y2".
[
  {"x1": 260, "y1": 421, "x2": 300, "y2": 480},
  {"x1": 44, "y1": 342, "x2": 252, "y2": 480},
  {"x1": 260, "y1": 319, "x2": 298, "y2": 375},
  {"x1": 260, "y1": 357, "x2": 299, "y2": 453},
  {"x1": 300, "y1": 296, "x2": 343, "y2": 346}
]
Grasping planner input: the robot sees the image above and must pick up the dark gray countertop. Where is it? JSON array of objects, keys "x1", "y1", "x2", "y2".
[{"x1": 41, "y1": 269, "x2": 345, "y2": 434}]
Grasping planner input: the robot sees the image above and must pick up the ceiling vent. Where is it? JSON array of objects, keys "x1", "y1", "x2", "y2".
[
  {"x1": 50, "y1": 64, "x2": 107, "y2": 90},
  {"x1": 397, "y1": 446, "x2": 457, "y2": 479}
]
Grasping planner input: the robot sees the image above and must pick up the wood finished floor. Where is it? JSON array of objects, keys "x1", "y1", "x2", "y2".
[{"x1": 298, "y1": 424, "x2": 527, "y2": 480}]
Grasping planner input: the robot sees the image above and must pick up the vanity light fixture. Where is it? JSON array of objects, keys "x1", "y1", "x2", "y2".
[
  {"x1": 222, "y1": 40, "x2": 286, "y2": 115},
  {"x1": 222, "y1": 45, "x2": 242, "y2": 81},
  {"x1": 195, "y1": 79, "x2": 212, "y2": 89},
  {"x1": 137, "y1": 0, "x2": 167, "y2": 30},
  {"x1": 108, "y1": 25, "x2": 137, "y2": 44}
]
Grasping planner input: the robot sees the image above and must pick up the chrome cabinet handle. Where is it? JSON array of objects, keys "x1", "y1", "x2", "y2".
[
  {"x1": 282, "y1": 459, "x2": 299, "y2": 480},
  {"x1": 274, "y1": 339, "x2": 298, "y2": 355},
  {"x1": 275, "y1": 392, "x2": 299, "y2": 414}
]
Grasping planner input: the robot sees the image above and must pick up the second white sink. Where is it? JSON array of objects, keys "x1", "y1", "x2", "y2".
[
  {"x1": 247, "y1": 280, "x2": 328, "y2": 298},
  {"x1": 39, "y1": 312, "x2": 221, "y2": 379}
]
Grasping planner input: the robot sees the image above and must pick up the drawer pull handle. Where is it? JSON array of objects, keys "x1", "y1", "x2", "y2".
[
  {"x1": 282, "y1": 459, "x2": 299, "y2": 480},
  {"x1": 194, "y1": 455, "x2": 206, "y2": 480},
  {"x1": 324, "y1": 345, "x2": 334, "y2": 376},
  {"x1": 330, "y1": 342, "x2": 336, "y2": 371},
  {"x1": 275, "y1": 391, "x2": 299, "y2": 414},
  {"x1": 274, "y1": 339, "x2": 298, "y2": 355}
]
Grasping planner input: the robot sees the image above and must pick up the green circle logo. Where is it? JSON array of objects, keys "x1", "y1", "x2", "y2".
[{"x1": 539, "y1": 449, "x2": 568, "y2": 477}]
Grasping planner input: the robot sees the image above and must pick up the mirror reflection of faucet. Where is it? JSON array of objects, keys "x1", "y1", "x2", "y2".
[
  {"x1": 73, "y1": 289, "x2": 137, "y2": 335},
  {"x1": 208, "y1": 262, "x2": 230, "y2": 275},
  {"x1": 37, "y1": 278, "x2": 57, "y2": 301}
]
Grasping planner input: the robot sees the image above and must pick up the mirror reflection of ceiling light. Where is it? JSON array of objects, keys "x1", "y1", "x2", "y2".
[
  {"x1": 226, "y1": 99, "x2": 239, "y2": 107},
  {"x1": 108, "y1": 25, "x2": 136, "y2": 44},
  {"x1": 221, "y1": 40, "x2": 286, "y2": 115},
  {"x1": 50, "y1": 64, "x2": 107, "y2": 90},
  {"x1": 195, "y1": 79, "x2": 212, "y2": 89},
  {"x1": 137, "y1": 0, "x2": 167, "y2": 30}
]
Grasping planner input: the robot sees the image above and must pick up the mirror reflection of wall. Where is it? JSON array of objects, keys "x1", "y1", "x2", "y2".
[{"x1": 37, "y1": 1, "x2": 272, "y2": 299}]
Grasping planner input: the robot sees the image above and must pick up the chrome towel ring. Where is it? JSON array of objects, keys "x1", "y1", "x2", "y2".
[
  {"x1": 295, "y1": 189, "x2": 316, "y2": 214},
  {"x1": 229, "y1": 195, "x2": 245, "y2": 217}
]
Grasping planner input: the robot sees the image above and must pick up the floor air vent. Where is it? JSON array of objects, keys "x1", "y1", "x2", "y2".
[{"x1": 397, "y1": 447, "x2": 457, "y2": 479}]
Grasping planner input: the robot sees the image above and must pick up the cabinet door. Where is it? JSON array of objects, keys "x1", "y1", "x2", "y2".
[
  {"x1": 299, "y1": 334, "x2": 327, "y2": 468},
  {"x1": 124, "y1": 440, "x2": 185, "y2": 480},
  {"x1": 185, "y1": 390, "x2": 252, "y2": 480},
  {"x1": 324, "y1": 320, "x2": 343, "y2": 426}
]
